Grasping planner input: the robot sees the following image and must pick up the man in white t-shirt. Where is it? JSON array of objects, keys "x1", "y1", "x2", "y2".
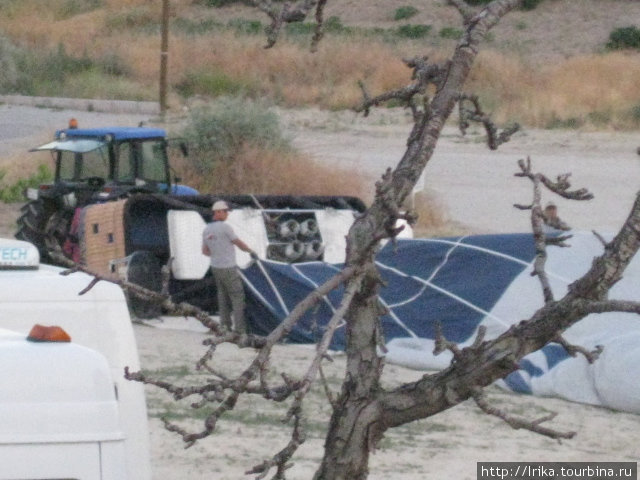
[{"x1": 202, "y1": 200, "x2": 257, "y2": 334}]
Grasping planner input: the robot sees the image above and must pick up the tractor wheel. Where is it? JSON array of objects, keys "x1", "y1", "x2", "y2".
[
  {"x1": 125, "y1": 250, "x2": 163, "y2": 319},
  {"x1": 43, "y1": 210, "x2": 73, "y2": 263},
  {"x1": 15, "y1": 200, "x2": 51, "y2": 260}
]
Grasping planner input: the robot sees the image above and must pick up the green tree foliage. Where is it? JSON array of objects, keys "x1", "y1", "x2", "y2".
[{"x1": 607, "y1": 26, "x2": 640, "y2": 50}]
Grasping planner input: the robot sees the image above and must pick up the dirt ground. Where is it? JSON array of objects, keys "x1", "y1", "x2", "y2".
[{"x1": 135, "y1": 322, "x2": 640, "y2": 480}]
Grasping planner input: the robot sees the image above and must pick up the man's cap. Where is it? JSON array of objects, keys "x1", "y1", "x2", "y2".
[
  {"x1": 212, "y1": 200, "x2": 230, "y2": 211},
  {"x1": 545, "y1": 202, "x2": 557, "y2": 209}
]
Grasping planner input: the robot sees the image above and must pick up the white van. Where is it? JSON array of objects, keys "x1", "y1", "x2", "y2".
[{"x1": 0, "y1": 238, "x2": 151, "y2": 480}]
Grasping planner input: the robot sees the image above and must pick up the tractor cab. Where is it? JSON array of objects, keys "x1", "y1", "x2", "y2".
[
  {"x1": 21, "y1": 125, "x2": 196, "y2": 263},
  {"x1": 32, "y1": 126, "x2": 172, "y2": 203}
]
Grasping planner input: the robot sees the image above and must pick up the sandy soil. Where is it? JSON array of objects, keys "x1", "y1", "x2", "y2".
[
  {"x1": 1, "y1": 104, "x2": 640, "y2": 479},
  {"x1": 135, "y1": 322, "x2": 640, "y2": 480}
]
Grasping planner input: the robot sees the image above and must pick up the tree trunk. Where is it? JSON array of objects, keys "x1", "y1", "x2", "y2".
[{"x1": 313, "y1": 265, "x2": 385, "y2": 480}]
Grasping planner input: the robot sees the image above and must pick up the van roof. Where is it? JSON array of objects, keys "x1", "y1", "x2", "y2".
[{"x1": 0, "y1": 328, "x2": 123, "y2": 443}]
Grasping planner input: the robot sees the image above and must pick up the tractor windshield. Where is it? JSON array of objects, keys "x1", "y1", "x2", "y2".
[
  {"x1": 57, "y1": 144, "x2": 110, "y2": 181},
  {"x1": 33, "y1": 138, "x2": 110, "y2": 181}
]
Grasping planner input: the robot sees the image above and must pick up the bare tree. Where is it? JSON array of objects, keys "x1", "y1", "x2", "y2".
[{"x1": 63, "y1": 1, "x2": 640, "y2": 479}]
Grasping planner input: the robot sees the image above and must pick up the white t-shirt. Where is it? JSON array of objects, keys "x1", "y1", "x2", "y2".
[{"x1": 202, "y1": 221, "x2": 238, "y2": 269}]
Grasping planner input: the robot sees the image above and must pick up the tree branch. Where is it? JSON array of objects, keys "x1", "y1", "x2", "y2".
[
  {"x1": 472, "y1": 388, "x2": 576, "y2": 440},
  {"x1": 355, "y1": 56, "x2": 448, "y2": 117},
  {"x1": 458, "y1": 93, "x2": 520, "y2": 150},
  {"x1": 245, "y1": 0, "x2": 322, "y2": 48}
]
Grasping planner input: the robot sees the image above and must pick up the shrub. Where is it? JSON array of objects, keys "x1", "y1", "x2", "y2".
[
  {"x1": 56, "y1": 0, "x2": 102, "y2": 19},
  {"x1": 324, "y1": 16, "x2": 346, "y2": 33},
  {"x1": 545, "y1": 116, "x2": 584, "y2": 130},
  {"x1": 396, "y1": 24, "x2": 431, "y2": 39},
  {"x1": 14, "y1": 43, "x2": 94, "y2": 94},
  {"x1": 178, "y1": 98, "x2": 291, "y2": 176},
  {"x1": 0, "y1": 164, "x2": 52, "y2": 203},
  {"x1": 626, "y1": 104, "x2": 640, "y2": 125},
  {"x1": 173, "y1": 18, "x2": 222, "y2": 35},
  {"x1": 520, "y1": 0, "x2": 543, "y2": 10},
  {"x1": 96, "y1": 53, "x2": 131, "y2": 77},
  {"x1": 439, "y1": 27, "x2": 463, "y2": 40},
  {"x1": 173, "y1": 98, "x2": 368, "y2": 198},
  {"x1": 104, "y1": 6, "x2": 158, "y2": 32},
  {"x1": 0, "y1": 36, "x2": 19, "y2": 92},
  {"x1": 393, "y1": 6, "x2": 418, "y2": 21},
  {"x1": 285, "y1": 16, "x2": 349, "y2": 36},
  {"x1": 175, "y1": 70, "x2": 256, "y2": 98},
  {"x1": 227, "y1": 19, "x2": 263, "y2": 35},
  {"x1": 607, "y1": 26, "x2": 640, "y2": 51},
  {"x1": 285, "y1": 22, "x2": 316, "y2": 36}
]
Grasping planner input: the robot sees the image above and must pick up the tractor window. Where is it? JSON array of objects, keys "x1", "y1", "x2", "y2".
[
  {"x1": 116, "y1": 143, "x2": 135, "y2": 182},
  {"x1": 58, "y1": 145, "x2": 109, "y2": 181},
  {"x1": 138, "y1": 140, "x2": 167, "y2": 183}
]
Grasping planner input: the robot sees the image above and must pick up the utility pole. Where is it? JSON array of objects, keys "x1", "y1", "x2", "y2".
[{"x1": 159, "y1": 0, "x2": 169, "y2": 116}]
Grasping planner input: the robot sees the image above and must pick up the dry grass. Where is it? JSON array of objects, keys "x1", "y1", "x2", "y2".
[
  {"x1": 173, "y1": 144, "x2": 371, "y2": 201},
  {"x1": 409, "y1": 191, "x2": 468, "y2": 238},
  {"x1": 468, "y1": 50, "x2": 640, "y2": 129}
]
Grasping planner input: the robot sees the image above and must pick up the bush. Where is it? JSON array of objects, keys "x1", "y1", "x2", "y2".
[
  {"x1": 545, "y1": 115, "x2": 584, "y2": 130},
  {"x1": 173, "y1": 18, "x2": 222, "y2": 35},
  {"x1": 13, "y1": 43, "x2": 94, "y2": 94},
  {"x1": 439, "y1": 27, "x2": 463, "y2": 40},
  {"x1": 56, "y1": 0, "x2": 102, "y2": 19},
  {"x1": 285, "y1": 16, "x2": 349, "y2": 36},
  {"x1": 607, "y1": 26, "x2": 640, "y2": 51},
  {"x1": 0, "y1": 36, "x2": 19, "y2": 92},
  {"x1": 175, "y1": 70, "x2": 256, "y2": 98},
  {"x1": 393, "y1": 6, "x2": 418, "y2": 21},
  {"x1": 396, "y1": 24, "x2": 431, "y2": 39},
  {"x1": 626, "y1": 104, "x2": 640, "y2": 125},
  {"x1": 178, "y1": 98, "x2": 291, "y2": 176},
  {"x1": 520, "y1": 0, "x2": 543, "y2": 10},
  {"x1": 227, "y1": 18, "x2": 263, "y2": 35},
  {"x1": 173, "y1": 98, "x2": 368, "y2": 198},
  {"x1": 104, "y1": 6, "x2": 158, "y2": 32},
  {"x1": 0, "y1": 164, "x2": 52, "y2": 203}
]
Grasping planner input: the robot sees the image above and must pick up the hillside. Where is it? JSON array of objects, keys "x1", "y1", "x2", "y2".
[
  {"x1": 211, "y1": 0, "x2": 640, "y2": 62},
  {"x1": 1, "y1": 0, "x2": 640, "y2": 129}
]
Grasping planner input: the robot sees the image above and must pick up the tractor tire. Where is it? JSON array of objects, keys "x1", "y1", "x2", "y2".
[
  {"x1": 43, "y1": 210, "x2": 73, "y2": 262},
  {"x1": 125, "y1": 250, "x2": 163, "y2": 319},
  {"x1": 15, "y1": 200, "x2": 51, "y2": 261}
]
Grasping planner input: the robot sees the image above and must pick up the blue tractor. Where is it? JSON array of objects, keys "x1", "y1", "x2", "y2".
[{"x1": 17, "y1": 125, "x2": 196, "y2": 263}]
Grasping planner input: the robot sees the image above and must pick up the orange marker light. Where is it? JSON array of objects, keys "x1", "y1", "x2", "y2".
[{"x1": 27, "y1": 324, "x2": 72, "y2": 343}]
